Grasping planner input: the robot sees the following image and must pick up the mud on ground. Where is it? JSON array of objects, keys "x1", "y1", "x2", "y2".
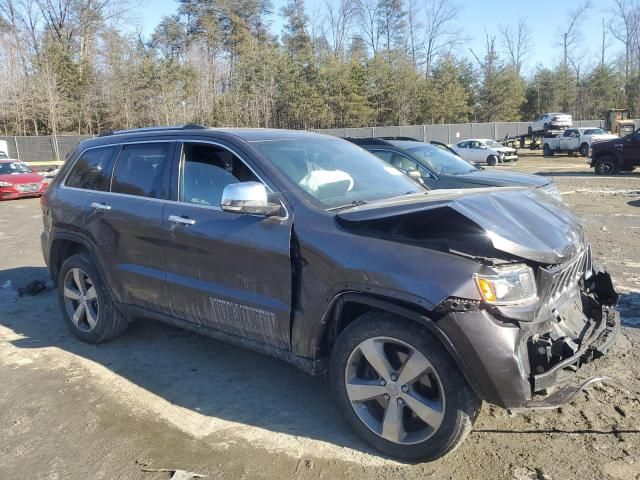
[{"x1": 0, "y1": 152, "x2": 639, "y2": 480}]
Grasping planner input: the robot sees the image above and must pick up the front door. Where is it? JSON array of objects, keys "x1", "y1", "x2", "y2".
[
  {"x1": 163, "y1": 140, "x2": 293, "y2": 349},
  {"x1": 624, "y1": 129, "x2": 640, "y2": 169}
]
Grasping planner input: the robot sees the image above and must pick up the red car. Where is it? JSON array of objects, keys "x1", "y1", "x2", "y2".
[{"x1": 0, "y1": 160, "x2": 49, "y2": 200}]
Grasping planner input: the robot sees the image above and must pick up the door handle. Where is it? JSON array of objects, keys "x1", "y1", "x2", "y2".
[
  {"x1": 91, "y1": 202, "x2": 111, "y2": 211},
  {"x1": 168, "y1": 215, "x2": 196, "y2": 226}
]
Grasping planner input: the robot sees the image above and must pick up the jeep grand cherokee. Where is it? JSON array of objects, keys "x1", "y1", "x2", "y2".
[{"x1": 41, "y1": 126, "x2": 619, "y2": 461}]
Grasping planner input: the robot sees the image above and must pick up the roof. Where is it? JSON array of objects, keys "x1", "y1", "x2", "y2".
[{"x1": 95, "y1": 125, "x2": 328, "y2": 143}]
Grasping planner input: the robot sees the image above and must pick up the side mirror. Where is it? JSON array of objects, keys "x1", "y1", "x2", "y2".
[
  {"x1": 406, "y1": 170, "x2": 422, "y2": 180},
  {"x1": 221, "y1": 181, "x2": 282, "y2": 217},
  {"x1": 479, "y1": 145, "x2": 488, "y2": 149}
]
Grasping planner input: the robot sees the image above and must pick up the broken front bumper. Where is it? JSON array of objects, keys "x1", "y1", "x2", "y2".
[
  {"x1": 531, "y1": 307, "x2": 619, "y2": 393},
  {"x1": 437, "y1": 304, "x2": 620, "y2": 409}
]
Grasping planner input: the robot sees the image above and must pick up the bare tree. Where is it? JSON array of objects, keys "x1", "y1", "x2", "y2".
[
  {"x1": 356, "y1": 0, "x2": 381, "y2": 55},
  {"x1": 406, "y1": 0, "x2": 421, "y2": 66},
  {"x1": 560, "y1": 0, "x2": 591, "y2": 72},
  {"x1": 499, "y1": 17, "x2": 531, "y2": 75},
  {"x1": 323, "y1": 0, "x2": 358, "y2": 56},
  {"x1": 422, "y1": 0, "x2": 462, "y2": 77},
  {"x1": 609, "y1": 0, "x2": 640, "y2": 86}
]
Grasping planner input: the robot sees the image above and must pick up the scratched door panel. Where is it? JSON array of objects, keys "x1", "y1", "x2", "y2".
[{"x1": 163, "y1": 206, "x2": 292, "y2": 349}]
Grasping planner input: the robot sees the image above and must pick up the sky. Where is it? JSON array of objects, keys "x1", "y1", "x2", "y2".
[{"x1": 129, "y1": 0, "x2": 617, "y2": 77}]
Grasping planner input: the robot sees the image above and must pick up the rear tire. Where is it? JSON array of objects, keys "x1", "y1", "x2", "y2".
[
  {"x1": 486, "y1": 155, "x2": 498, "y2": 166},
  {"x1": 330, "y1": 312, "x2": 481, "y2": 462},
  {"x1": 527, "y1": 126, "x2": 533, "y2": 135},
  {"x1": 57, "y1": 253, "x2": 129, "y2": 343},
  {"x1": 594, "y1": 156, "x2": 620, "y2": 175},
  {"x1": 579, "y1": 143, "x2": 589, "y2": 157}
]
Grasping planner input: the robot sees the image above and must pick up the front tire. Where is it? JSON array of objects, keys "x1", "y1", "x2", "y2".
[
  {"x1": 330, "y1": 312, "x2": 481, "y2": 462},
  {"x1": 543, "y1": 143, "x2": 554, "y2": 156},
  {"x1": 594, "y1": 156, "x2": 620, "y2": 175},
  {"x1": 579, "y1": 143, "x2": 589, "y2": 157},
  {"x1": 486, "y1": 155, "x2": 498, "y2": 166},
  {"x1": 57, "y1": 253, "x2": 129, "y2": 343}
]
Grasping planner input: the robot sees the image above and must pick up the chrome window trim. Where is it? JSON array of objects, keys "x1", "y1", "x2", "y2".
[{"x1": 60, "y1": 138, "x2": 290, "y2": 220}]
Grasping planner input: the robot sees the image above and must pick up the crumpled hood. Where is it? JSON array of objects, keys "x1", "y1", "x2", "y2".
[
  {"x1": 336, "y1": 188, "x2": 584, "y2": 264},
  {"x1": 455, "y1": 170, "x2": 549, "y2": 188},
  {"x1": 495, "y1": 147, "x2": 517, "y2": 154}
]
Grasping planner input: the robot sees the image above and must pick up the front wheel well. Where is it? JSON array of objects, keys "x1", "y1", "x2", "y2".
[
  {"x1": 317, "y1": 294, "x2": 436, "y2": 358},
  {"x1": 50, "y1": 239, "x2": 89, "y2": 282}
]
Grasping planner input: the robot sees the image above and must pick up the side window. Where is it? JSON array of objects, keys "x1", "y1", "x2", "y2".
[
  {"x1": 66, "y1": 146, "x2": 117, "y2": 191},
  {"x1": 180, "y1": 143, "x2": 259, "y2": 206},
  {"x1": 111, "y1": 143, "x2": 171, "y2": 199},
  {"x1": 370, "y1": 150, "x2": 394, "y2": 163},
  {"x1": 457, "y1": 141, "x2": 468, "y2": 148}
]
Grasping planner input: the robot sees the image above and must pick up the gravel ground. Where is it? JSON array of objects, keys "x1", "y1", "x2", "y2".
[{"x1": 0, "y1": 152, "x2": 639, "y2": 480}]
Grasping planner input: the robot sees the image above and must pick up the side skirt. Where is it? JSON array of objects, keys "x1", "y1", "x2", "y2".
[{"x1": 119, "y1": 303, "x2": 328, "y2": 376}]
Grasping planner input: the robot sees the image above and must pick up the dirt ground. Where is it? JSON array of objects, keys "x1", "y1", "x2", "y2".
[{"x1": 1, "y1": 152, "x2": 639, "y2": 480}]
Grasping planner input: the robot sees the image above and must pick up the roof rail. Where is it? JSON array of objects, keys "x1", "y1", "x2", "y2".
[
  {"x1": 343, "y1": 137, "x2": 394, "y2": 146},
  {"x1": 378, "y1": 136, "x2": 421, "y2": 141},
  {"x1": 98, "y1": 124, "x2": 208, "y2": 137}
]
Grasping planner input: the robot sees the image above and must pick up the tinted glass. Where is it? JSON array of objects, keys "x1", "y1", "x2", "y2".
[
  {"x1": 0, "y1": 152, "x2": 8, "y2": 159},
  {"x1": 180, "y1": 143, "x2": 259, "y2": 206},
  {"x1": 371, "y1": 150, "x2": 430, "y2": 176},
  {"x1": 66, "y1": 146, "x2": 117, "y2": 191},
  {"x1": 111, "y1": 143, "x2": 171, "y2": 198},
  {"x1": 408, "y1": 144, "x2": 477, "y2": 175},
  {"x1": 250, "y1": 137, "x2": 423, "y2": 209},
  {"x1": 633, "y1": 130, "x2": 640, "y2": 142}
]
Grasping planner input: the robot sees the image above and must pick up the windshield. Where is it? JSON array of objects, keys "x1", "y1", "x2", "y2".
[
  {"x1": 484, "y1": 140, "x2": 504, "y2": 148},
  {"x1": 0, "y1": 162, "x2": 33, "y2": 174},
  {"x1": 584, "y1": 128, "x2": 605, "y2": 135},
  {"x1": 407, "y1": 144, "x2": 477, "y2": 175},
  {"x1": 250, "y1": 137, "x2": 425, "y2": 209}
]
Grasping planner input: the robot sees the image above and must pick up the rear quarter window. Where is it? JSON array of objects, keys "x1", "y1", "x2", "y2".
[{"x1": 65, "y1": 146, "x2": 118, "y2": 191}]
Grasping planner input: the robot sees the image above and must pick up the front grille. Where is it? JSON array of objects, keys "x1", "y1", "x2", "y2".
[{"x1": 542, "y1": 246, "x2": 591, "y2": 305}]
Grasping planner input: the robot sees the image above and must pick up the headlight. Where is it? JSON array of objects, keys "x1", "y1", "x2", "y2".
[
  {"x1": 474, "y1": 264, "x2": 537, "y2": 305},
  {"x1": 0, "y1": 181, "x2": 12, "y2": 187},
  {"x1": 540, "y1": 182, "x2": 561, "y2": 201}
]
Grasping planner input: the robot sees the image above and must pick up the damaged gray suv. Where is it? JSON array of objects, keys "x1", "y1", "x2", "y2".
[{"x1": 41, "y1": 127, "x2": 620, "y2": 461}]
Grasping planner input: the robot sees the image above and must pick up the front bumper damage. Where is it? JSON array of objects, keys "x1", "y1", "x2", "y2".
[{"x1": 436, "y1": 262, "x2": 620, "y2": 410}]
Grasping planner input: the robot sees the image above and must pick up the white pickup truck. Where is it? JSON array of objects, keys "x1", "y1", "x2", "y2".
[{"x1": 542, "y1": 127, "x2": 618, "y2": 157}]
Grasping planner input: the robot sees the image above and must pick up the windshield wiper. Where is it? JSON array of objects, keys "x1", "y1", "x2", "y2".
[{"x1": 329, "y1": 200, "x2": 368, "y2": 212}]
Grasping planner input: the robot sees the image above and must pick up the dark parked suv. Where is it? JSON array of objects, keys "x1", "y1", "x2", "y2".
[
  {"x1": 590, "y1": 128, "x2": 640, "y2": 174},
  {"x1": 41, "y1": 126, "x2": 619, "y2": 461}
]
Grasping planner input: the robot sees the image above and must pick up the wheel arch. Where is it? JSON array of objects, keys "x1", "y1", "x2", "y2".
[
  {"x1": 49, "y1": 234, "x2": 92, "y2": 283},
  {"x1": 316, "y1": 291, "x2": 487, "y2": 401}
]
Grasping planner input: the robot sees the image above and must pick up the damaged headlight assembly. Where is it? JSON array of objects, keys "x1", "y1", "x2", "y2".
[{"x1": 474, "y1": 264, "x2": 538, "y2": 305}]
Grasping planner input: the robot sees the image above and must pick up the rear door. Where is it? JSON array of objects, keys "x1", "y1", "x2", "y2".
[
  {"x1": 162, "y1": 139, "x2": 293, "y2": 349},
  {"x1": 82, "y1": 141, "x2": 175, "y2": 312}
]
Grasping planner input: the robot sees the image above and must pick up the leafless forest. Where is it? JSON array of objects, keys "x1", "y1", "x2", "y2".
[{"x1": 0, "y1": 0, "x2": 639, "y2": 138}]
